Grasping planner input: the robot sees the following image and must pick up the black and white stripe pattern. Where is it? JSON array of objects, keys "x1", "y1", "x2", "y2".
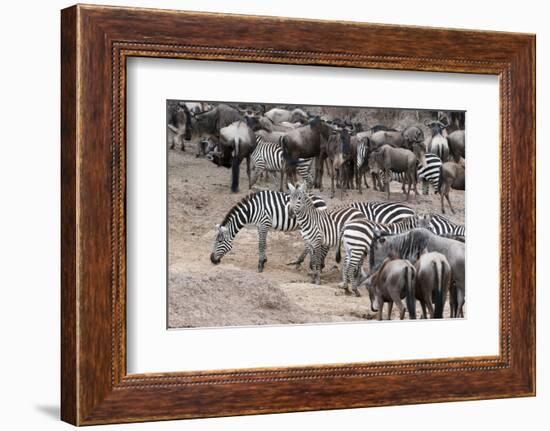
[
  {"x1": 428, "y1": 213, "x2": 465, "y2": 238},
  {"x1": 251, "y1": 135, "x2": 314, "y2": 187},
  {"x1": 339, "y1": 215, "x2": 430, "y2": 296},
  {"x1": 384, "y1": 153, "x2": 442, "y2": 194},
  {"x1": 211, "y1": 190, "x2": 326, "y2": 272},
  {"x1": 288, "y1": 183, "x2": 364, "y2": 284},
  {"x1": 351, "y1": 201, "x2": 415, "y2": 224}
]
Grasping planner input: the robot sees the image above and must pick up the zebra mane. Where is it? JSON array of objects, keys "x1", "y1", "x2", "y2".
[
  {"x1": 369, "y1": 228, "x2": 431, "y2": 270},
  {"x1": 220, "y1": 192, "x2": 256, "y2": 227}
]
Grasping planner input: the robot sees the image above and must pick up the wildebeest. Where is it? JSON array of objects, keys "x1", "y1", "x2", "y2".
[
  {"x1": 439, "y1": 161, "x2": 465, "y2": 214},
  {"x1": 168, "y1": 103, "x2": 190, "y2": 151},
  {"x1": 447, "y1": 130, "x2": 465, "y2": 162},
  {"x1": 188, "y1": 103, "x2": 244, "y2": 151},
  {"x1": 425, "y1": 119, "x2": 450, "y2": 162},
  {"x1": 280, "y1": 117, "x2": 333, "y2": 188},
  {"x1": 264, "y1": 107, "x2": 309, "y2": 124},
  {"x1": 370, "y1": 145, "x2": 419, "y2": 200},
  {"x1": 219, "y1": 120, "x2": 257, "y2": 192},
  {"x1": 414, "y1": 251, "x2": 452, "y2": 318},
  {"x1": 324, "y1": 127, "x2": 353, "y2": 198},
  {"x1": 369, "y1": 228, "x2": 465, "y2": 318},
  {"x1": 369, "y1": 126, "x2": 425, "y2": 152},
  {"x1": 360, "y1": 257, "x2": 416, "y2": 320}
]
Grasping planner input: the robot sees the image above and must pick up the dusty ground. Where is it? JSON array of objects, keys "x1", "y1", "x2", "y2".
[{"x1": 168, "y1": 142, "x2": 465, "y2": 328}]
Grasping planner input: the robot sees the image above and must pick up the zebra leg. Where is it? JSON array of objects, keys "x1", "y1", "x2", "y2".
[
  {"x1": 287, "y1": 248, "x2": 308, "y2": 268},
  {"x1": 257, "y1": 225, "x2": 268, "y2": 272},
  {"x1": 421, "y1": 178, "x2": 429, "y2": 195},
  {"x1": 445, "y1": 191, "x2": 456, "y2": 214}
]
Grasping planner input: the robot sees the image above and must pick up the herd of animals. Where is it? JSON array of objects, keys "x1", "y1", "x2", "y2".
[{"x1": 168, "y1": 101, "x2": 466, "y2": 321}]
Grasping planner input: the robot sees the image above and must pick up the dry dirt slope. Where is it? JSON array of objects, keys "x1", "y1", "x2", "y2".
[{"x1": 168, "y1": 142, "x2": 464, "y2": 328}]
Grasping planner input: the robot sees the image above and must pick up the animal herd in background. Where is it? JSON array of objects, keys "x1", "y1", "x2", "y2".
[
  {"x1": 169, "y1": 101, "x2": 466, "y2": 320},
  {"x1": 168, "y1": 101, "x2": 465, "y2": 214}
]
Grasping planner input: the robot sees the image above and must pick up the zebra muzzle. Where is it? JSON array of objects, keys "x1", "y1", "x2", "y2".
[{"x1": 210, "y1": 253, "x2": 221, "y2": 264}]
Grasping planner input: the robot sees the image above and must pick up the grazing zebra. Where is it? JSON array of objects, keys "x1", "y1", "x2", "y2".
[
  {"x1": 383, "y1": 153, "x2": 442, "y2": 194},
  {"x1": 337, "y1": 215, "x2": 431, "y2": 296},
  {"x1": 287, "y1": 183, "x2": 364, "y2": 284},
  {"x1": 211, "y1": 190, "x2": 326, "y2": 272},
  {"x1": 428, "y1": 213, "x2": 465, "y2": 239},
  {"x1": 249, "y1": 135, "x2": 314, "y2": 190},
  {"x1": 351, "y1": 201, "x2": 415, "y2": 224}
]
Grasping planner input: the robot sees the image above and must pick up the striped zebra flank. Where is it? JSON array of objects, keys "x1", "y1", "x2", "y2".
[
  {"x1": 211, "y1": 190, "x2": 326, "y2": 272},
  {"x1": 351, "y1": 201, "x2": 415, "y2": 224},
  {"x1": 250, "y1": 135, "x2": 314, "y2": 189},
  {"x1": 384, "y1": 153, "x2": 442, "y2": 194},
  {"x1": 288, "y1": 183, "x2": 364, "y2": 285},
  {"x1": 428, "y1": 213, "x2": 465, "y2": 238},
  {"x1": 338, "y1": 215, "x2": 431, "y2": 296}
]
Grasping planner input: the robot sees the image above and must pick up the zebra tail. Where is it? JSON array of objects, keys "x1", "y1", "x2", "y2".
[
  {"x1": 433, "y1": 261, "x2": 444, "y2": 318},
  {"x1": 405, "y1": 266, "x2": 416, "y2": 319},
  {"x1": 231, "y1": 138, "x2": 240, "y2": 193},
  {"x1": 335, "y1": 238, "x2": 342, "y2": 264}
]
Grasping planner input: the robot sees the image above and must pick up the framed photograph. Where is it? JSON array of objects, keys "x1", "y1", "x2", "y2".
[{"x1": 61, "y1": 4, "x2": 536, "y2": 425}]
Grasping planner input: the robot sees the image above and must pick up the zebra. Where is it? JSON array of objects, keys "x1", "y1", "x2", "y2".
[
  {"x1": 356, "y1": 138, "x2": 370, "y2": 193},
  {"x1": 287, "y1": 183, "x2": 365, "y2": 284},
  {"x1": 350, "y1": 201, "x2": 415, "y2": 224},
  {"x1": 428, "y1": 213, "x2": 465, "y2": 239},
  {"x1": 249, "y1": 135, "x2": 314, "y2": 190},
  {"x1": 211, "y1": 190, "x2": 326, "y2": 272},
  {"x1": 337, "y1": 214, "x2": 431, "y2": 296},
  {"x1": 382, "y1": 153, "x2": 442, "y2": 195}
]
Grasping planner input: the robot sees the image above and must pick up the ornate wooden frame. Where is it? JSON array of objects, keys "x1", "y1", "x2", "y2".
[{"x1": 61, "y1": 4, "x2": 536, "y2": 425}]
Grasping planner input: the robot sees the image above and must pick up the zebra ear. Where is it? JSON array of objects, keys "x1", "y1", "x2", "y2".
[
  {"x1": 298, "y1": 182, "x2": 306, "y2": 192},
  {"x1": 220, "y1": 226, "x2": 228, "y2": 233},
  {"x1": 215, "y1": 223, "x2": 220, "y2": 230},
  {"x1": 287, "y1": 183, "x2": 295, "y2": 192}
]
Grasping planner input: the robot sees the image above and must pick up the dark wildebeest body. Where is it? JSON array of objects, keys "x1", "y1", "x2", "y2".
[
  {"x1": 190, "y1": 104, "x2": 244, "y2": 157},
  {"x1": 414, "y1": 251, "x2": 452, "y2": 318},
  {"x1": 167, "y1": 103, "x2": 189, "y2": 151},
  {"x1": 361, "y1": 257, "x2": 416, "y2": 320},
  {"x1": 280, "y1": 117, "x2": 333, "y2": 189},
  {"x1": 425, "y1": 120, "x2": 450, "y2": 162},
  {"x1": 439, "y1": 162, "x2": 465, "y2": 214},
  {"x1": 447, "y1": 130, "x2": 465, "y2": 162},
  {"x1": 324, "y1": 128, "x2": 353, "y2": 198},
  {"x1": 369, "y1": 228, "x2": 465, "y2": 318},
  {"x1": 369, "y1": 126, "x2": 424, "y2": 152},
  {"x1": 370, "y1": 145, "x2": 419, "y2": 200},
  {"x1": 219, "y1": 121, "x2": 257, "y2": 193}
]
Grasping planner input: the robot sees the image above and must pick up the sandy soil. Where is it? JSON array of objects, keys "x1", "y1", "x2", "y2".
[{"x1": 167, "y1": 142, "x2": 465, "y2": 328}]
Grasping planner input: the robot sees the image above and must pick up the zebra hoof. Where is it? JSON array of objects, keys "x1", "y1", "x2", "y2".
[{"x1": 258, "y1": 259, "x2": 267, "y2": 272}]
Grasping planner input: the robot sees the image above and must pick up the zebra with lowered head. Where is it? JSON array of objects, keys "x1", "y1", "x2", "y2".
[
  {"x1": 337, "y1": 214, "x2": 431, "y2": 296},
  {"x1": 287, "y1": 183, "x2": 365, "y2": 284},
  {"x1": 211, "y1": 190, "x2": 326, "y2": 272},
  {"x1": 249, "y1": 135, "x2": 314, "y2": 190}
]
